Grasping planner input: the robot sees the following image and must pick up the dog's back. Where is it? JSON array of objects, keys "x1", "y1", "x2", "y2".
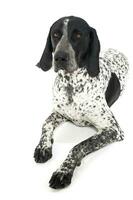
[
  {"x1": 101, "y1": 48, "x2": 129, "y2": 93},
  {"x1": 100, "y1": 49, "x2": 129, "y2": 106}
]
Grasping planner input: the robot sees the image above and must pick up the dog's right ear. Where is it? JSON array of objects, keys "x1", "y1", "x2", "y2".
[{"x1": 36, "y1": 28, "x2": 53, "y2": 71}]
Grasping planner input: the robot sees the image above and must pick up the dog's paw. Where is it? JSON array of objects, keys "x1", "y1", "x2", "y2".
[
  {"x1": 34, "y1": 146, "x2": 52, "y2": 163},
  {"x1": 49, "y1": 171, "x2": 73, "y2": 189}
]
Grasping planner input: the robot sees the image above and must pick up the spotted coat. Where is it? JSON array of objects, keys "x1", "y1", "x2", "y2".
[{"x1": 34, "y1": 48, "x2": 129, "y2": 189}]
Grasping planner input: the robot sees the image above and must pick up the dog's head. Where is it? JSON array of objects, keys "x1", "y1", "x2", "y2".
[{"x1": 37, "y1": 16, "x2": 100, "y2": 77}]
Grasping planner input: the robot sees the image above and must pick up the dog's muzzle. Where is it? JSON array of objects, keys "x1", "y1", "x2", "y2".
[{"x1": 54, "y1": 51, "x2": 69, "y2": 70}]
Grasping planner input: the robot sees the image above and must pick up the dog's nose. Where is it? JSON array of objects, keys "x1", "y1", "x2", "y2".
[{"x1": 54, "y1": 51, "x2": 69, "y2": 64}]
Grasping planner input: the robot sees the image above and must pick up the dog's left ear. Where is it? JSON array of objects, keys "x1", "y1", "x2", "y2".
[
  {"x1": 36, "y1": 28, "x2": 53, "y2": 71},
  {"x1": 85, "y1": 28, "x2": 100, "y2": 77}
]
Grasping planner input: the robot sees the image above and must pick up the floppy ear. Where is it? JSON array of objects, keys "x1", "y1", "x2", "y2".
[
  {"x1": 84, "y1": 28, "x2": 100, "y2": 77},
  {"x1": 36, "y1": 29, "x2": 53, "y2": 71}
]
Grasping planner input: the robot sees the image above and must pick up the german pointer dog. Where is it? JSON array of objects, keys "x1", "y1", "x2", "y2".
[{"x1": 34, "y1": 16, "x2": 129, "y2": 189}]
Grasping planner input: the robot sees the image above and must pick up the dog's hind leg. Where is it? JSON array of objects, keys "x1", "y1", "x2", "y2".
[
  {"x1": 34, "y1": 111, "x2": 68, "y2": 163},
  {"x1": 49, "y1": 108, "x2": 124, "y2": 189}
]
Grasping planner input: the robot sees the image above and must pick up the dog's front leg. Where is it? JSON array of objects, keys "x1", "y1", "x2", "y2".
[
  {"x1": 49, "y1": 108, "x2": 124, "y2": 189},
  {"x1": 34, "y1": 111, "x2": 67, "y2": 163}
]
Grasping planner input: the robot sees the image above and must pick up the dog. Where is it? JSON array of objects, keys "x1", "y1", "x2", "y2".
[{"x1": 34, "y1": 16, "x2": 129, "y2": 189}]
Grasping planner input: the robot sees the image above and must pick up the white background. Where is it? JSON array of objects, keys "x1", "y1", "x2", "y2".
[{"x1": 0, "y1": 0, "x2": 133, "y2": 199}]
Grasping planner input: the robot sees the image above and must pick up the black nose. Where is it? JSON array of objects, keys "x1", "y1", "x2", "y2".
[{"x1": 54, "y1": 51, "x2": 69, "y2": 64}]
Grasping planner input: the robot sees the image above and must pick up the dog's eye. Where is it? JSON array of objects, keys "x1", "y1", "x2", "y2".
[
  {"x1": 53, "y1": 32, "x2": 61, "y2": 39},
  {"x1": 72, "y1": 30, "x2": 82, "y2": 41},
  {"x1": 76, "y1": 33, "x2": 81, "y2": 39}
]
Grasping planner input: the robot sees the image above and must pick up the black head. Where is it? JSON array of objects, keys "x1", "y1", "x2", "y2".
[{"x1": 37, "y1": 16, "x2": 100, "y2": 77}]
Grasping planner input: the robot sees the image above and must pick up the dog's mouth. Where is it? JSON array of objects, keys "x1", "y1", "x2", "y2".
[
  {"x1": 54, "y1": 64, "x2": 66, "y2": 72},
  {"x1": 54, "y1": 60, "x2": 78, "y2": 73},
  {"x1": 54, "y1": 65, "x2": 77, "y2": 73}
]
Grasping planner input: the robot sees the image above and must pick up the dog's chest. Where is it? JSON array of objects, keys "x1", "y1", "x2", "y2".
[{"x1": 53, "y1": 70, "x2": 102, "y2": 123}]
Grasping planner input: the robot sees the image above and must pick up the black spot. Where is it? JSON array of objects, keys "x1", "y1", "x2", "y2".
[
  {"x1": 59, "y1": 73, "x2": 63, "y2": 78},
  {"x1": 66, "y1": 84, "x2": 73, "y2": 94},
  {"x1": 64, "y1": 75, "x2": 70, "y2": 81},
  {"x1": 51, "y1": 138, "x2": 54, "y2": 144},
  {"x1": 84, "y1": 71, "x2": 87, "y2": 76},
  {"x1": 95, "y1": 96, "x2": 100, "y2": 100}
]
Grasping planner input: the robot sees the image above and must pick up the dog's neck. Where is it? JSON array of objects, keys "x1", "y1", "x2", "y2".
[{"x1": 57, "y1": 67, "x2": 88, "y2": 81}]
